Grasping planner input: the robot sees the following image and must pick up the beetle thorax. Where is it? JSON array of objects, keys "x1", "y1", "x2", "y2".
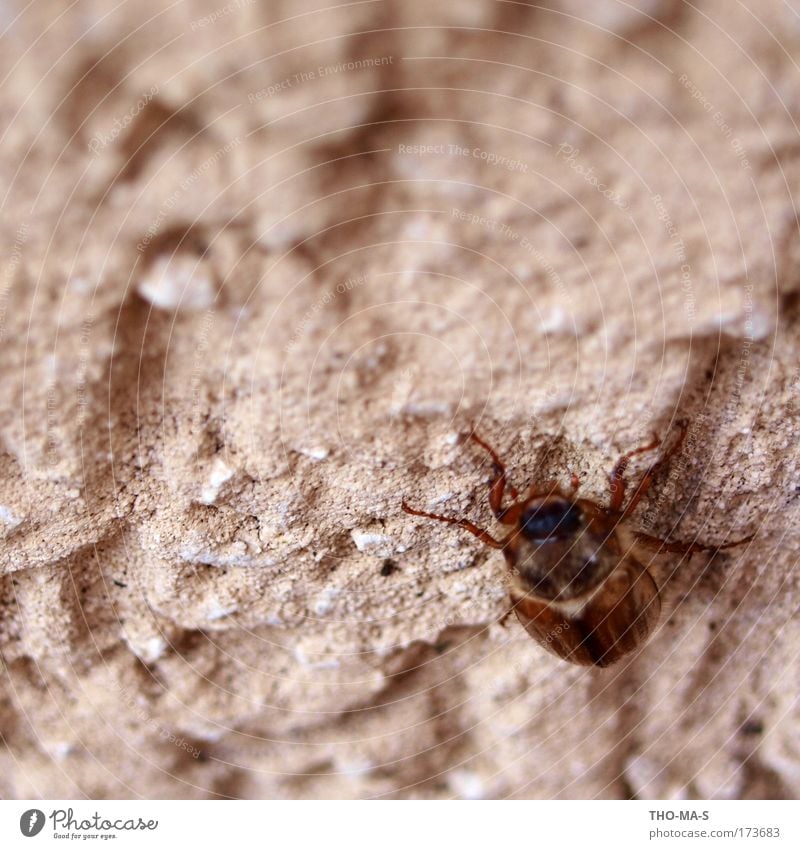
[{"x1": 505, "y1": 504, "x2": 620, "y2": 602}]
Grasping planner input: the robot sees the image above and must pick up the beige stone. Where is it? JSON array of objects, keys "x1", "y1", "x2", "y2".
[{"x1": 1, "y1": 0, "x2": 798, "y2": 799}]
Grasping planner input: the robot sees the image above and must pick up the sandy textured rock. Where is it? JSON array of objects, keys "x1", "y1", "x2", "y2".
[{"x1": 1, "y1": 0, "x2": 799, "y2": 799}]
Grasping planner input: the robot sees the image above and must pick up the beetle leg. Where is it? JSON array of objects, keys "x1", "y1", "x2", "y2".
[
  {"x1": 608, "y1": 432, "x2": 662, "y2": 512},
  {"x1": 622, "y1": 422, "x2": 689, "y2": 518},
  {"x1": 498, "y1": 606, "x2": 515, "y2": 628},
  {"x1": 633, "y1": 530, "x2": 754, "y2": 559},
  {"x1": 401, "y1": 500, "x2": 504, "y2": 549},
  {"x1": 470, "y1": 431, "x2": 518, "y2": 523}
]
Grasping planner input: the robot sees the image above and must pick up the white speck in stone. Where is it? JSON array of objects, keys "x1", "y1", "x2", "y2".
[
  {"x1": 314, "y1": 588, "x2": 341, "y2": 615},
  {"x1": 257, "y1": 219, "x2": 303, "y2": 251},
  {"x1": 199, "y1": 457, "x2": 234, "y2": 504},
  {"x1": 189, "y1": 728, "x2": 224, "y2": 743},
  {"x1": 747, "y1": 306, "x2": 775, "y2": 341},
  {"x1": 560, "y1": 0, "x2": 662, "y2": 32},
  {"x1": 51, "y1": 742, "x2": 73, "y2": 761},
  {"x1": 293, "y1": 647, "x2": 340, "y2": 669},
  {"x1": 445, "y1": 432, "x2": 460, "y2": 445},
  {"x1": 540, "y1": 306, "x2": 568, "y2": 333},
  {"x1": 137, "y1": 254, "x2": 215, "y2": 312},
  {"x1": 397, "y1": 401, "x2": 452, "y2": 417},
  {"x1": 181, "y1": 546, "x2": 254, "y2": 567},
  {"x1": 351, "y1": 531, "x2": 398, "y2": 555},
  {"x1": 298, "y1": 446, "x2": 329, "y2": 461},
  {"x1": 126, "y1": 635, "x2": 167, "y2": 664},
  {"x1": 338, "y1": 757, "x2": 373, "y2": 778},
  {"x1": 68, "y1": 276, "x2": 92, "y2": 295},
  {"x1": 449, "y1": 769, "x2": 486, "y2": 800},
  {"x1": 206, "y1": 603, "x2": 238, "y2": 621},
  {"x1": 0, "y1": 505, "x2": 22, "y2": 528},
  {"x1": 65, "y1": 488, "x2": 81, "y2": 499},
  {"x1": 144, "y1": 637, "x2": 167, "y2": 662}
]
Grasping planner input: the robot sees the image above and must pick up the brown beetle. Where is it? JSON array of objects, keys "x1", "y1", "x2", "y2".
[{"x1": 402, "y1": 425, "x2": 753, "y2": 667}]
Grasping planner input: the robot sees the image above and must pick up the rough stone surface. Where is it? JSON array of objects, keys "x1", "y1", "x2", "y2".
[{"x1": 1, "y1": 0, "x2": 799, "y2": 799}]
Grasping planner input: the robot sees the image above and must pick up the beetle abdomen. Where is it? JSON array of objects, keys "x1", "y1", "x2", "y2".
[{"x1": 510, "y1": 556, "x2": 661, "y2": 667}]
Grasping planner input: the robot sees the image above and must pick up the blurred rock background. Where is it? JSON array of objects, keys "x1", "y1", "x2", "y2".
[{"x1": 0, "y1": 0, "x2": 798, "y2": 798}]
